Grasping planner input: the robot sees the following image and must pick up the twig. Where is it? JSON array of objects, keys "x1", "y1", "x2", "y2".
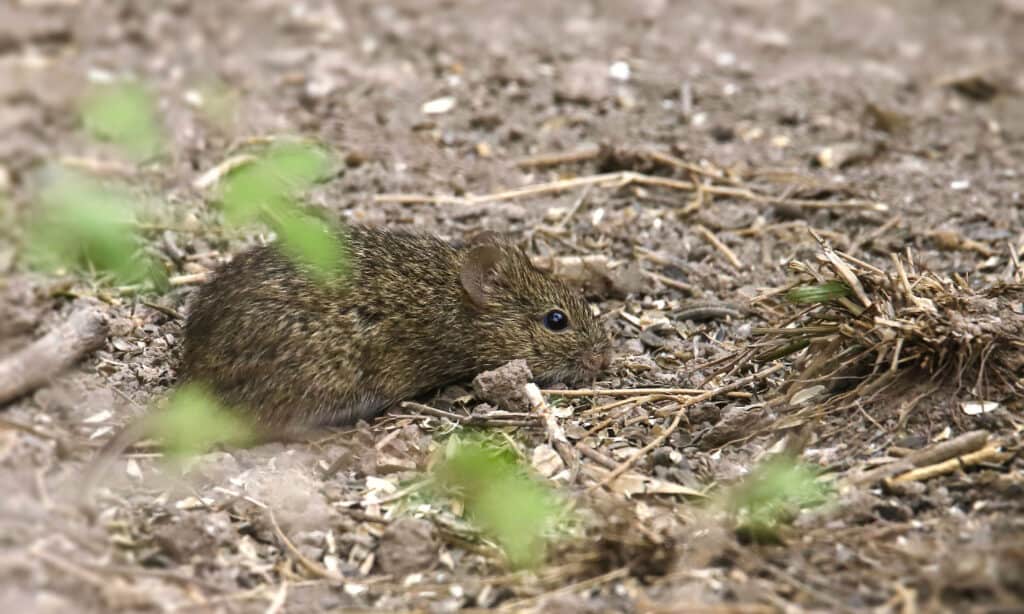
[
  {"x1": 554, "y1": 184, "x2": 593, "y2": 230},
  {"x1": 399, "y1": 401, "x2": 539, "y2": 427},
  {"x1": 576, "y1": 443, "x2": 619, "y2": 470},
  {"x1": 588, "y1": 363, "x2": 786, "y2": 493},
  {"x1": 264, "y1": 582, "x2": 289, "y2": 614},
  {"x1": 694, "y1": 224, "x2": 744, "y2": 269},
  {"x1": 374, "y1": 171, "x2": 888, "y2": 211},
  {"x1": 168, "y1": 272, "x2": 209, "y2": 286},
  {"x1": 885, "y1": 441, "x2": 1007, "y2": 487},
  {"x1": 811, "y1": 230, "x2": 872, "y2": 309},
  {"x1": 59, "y1": 155, "x2": 138, "y2": 177},
  {"x1": 374, "y1": 479, "x2": 431, "y2": 505},
  {"x1": 849, "y1": 215, "x2": 902, "y2": 254},
  {"x1": 0, "y1": 306, "x2": 108, "y2": 406},
  {"x1": 525, "y1": 383, "x2": 579, "y2": 482},
  {"x1": 498, "y1": 567, "x2": 630, "y2": 611},
  {"x1": 140, "y1": 300, "x2": 184, "y2": 320},
  {"x1": 676, "y1": 300, "x2": 748, "y2": 322},
  {"x1": 267, "y1": 510, "x2": 345, "y2": 582},
  {"x1": 0, "y1": 416, "x2": 62, "y2": 441},
  {"x1": 845, "y1": 430, "x2": 991, "y2": 486},
  {"x1": 193, "y1": 153, "x2": 257, "y2": 190},
  {"x1": 701, "y1": 183, "x2": 888, "y2": 212},
  {"x1": 640, "y1": 147, "x2": 734, "y2": 183},
  {"x1": 641, "y1": 270, "x2": 700, "y2": 295},
  {"x1": 543, "y1": 387, "x2": 750, "y2": 398}
]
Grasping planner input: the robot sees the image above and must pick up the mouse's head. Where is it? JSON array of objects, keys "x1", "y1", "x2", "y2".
[{"x1": 459, "y1": 237, "x2": 611, "y2": 385}]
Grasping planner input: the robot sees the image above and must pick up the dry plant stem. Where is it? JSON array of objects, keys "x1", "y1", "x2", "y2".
[
  {"x1": 499, "y1": 567, "x2": 631, "y2": 611},
  {"x1": 267, "y1": 510, "x2": 345, "y2": 582},
  {"x1": 514, "y1": 144, "x2": 732, "y2": 184},
  {"x1": 59, "y1": 155, "x2": 137, "y2": 177},
  {"x1": 0, "y1": 306, "x2": 108, "y2": 406},
  {"x1": 642, "y1": 270, "x2": 700, "y2": 295},
  {"x1": 265, "y1": 582, "x2": 288, "y2": 614},
  {"x1": 373, "y1": 171, "x2": 888, "y2": 211},
  {"x1": 399, "y1": 401, "x2": 538, "y2": 427},
  {"x1": 885, "y1": 441, "x2": 1006, "y2": 486},
  {"x1": 589, "y1": 363, "x2": 786, "y2": 493},
  {"x1": 849, "y1": 215, "x2": 902, "y2": 254},
  {"x1": 846, "y1": 429, "x2": 990, "y2": 486},
  {"x1": 640, "y1": 147, "x2": 735, "y2": 183},
  {"x1": 0, "y1": 416, "x2": 61, "y2": 441},
  {"x1": 576, "y1": 443, "x2": 619, "y2": 470},
  {"x1": 169, "y1": 272, "x2": 208, "y2": 286},
  {"x1": 694, "y1": 224, "x2": 744, "y2": 269},
  {"x1": 554, "y1": 184, "x2": 592, "y2": 229},
  {"x1": 811, "y1": 231, "x2": 873, "y2": 309},
  {"x1": 140, "y1": 300, "x2": 184, "y2": 320},
  {"x1": 543, "y1": 387, "x2": 750, "y2": 398},
  {"x1": 525, "y1": 383, "x2": 579, "y2": 480}
]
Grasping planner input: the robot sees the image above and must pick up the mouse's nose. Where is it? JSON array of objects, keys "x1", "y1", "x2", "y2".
[{"x1": 582, "y1": 348, "x2": 611, "y2": 373}]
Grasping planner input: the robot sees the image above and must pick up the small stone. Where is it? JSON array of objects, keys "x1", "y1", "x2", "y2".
[
  {"x1": 815, "y1": 141, "x2": 876, "y2": 169},
  {"x1": 608, "y1": 61, "x2": 631, "y2": 81},
  {"x1": 651, "y1": 446, "x2": 682, "y2": 467},
  {"x1": 422, "y1": 96, "x2": 456, "y2": 115},
  {"x1": 471, "y1": 359, "x2": 533, "y2": 411},
  {"x1": 556, "y1": 60, "x2": 609, "y2": 103},
  {"x1": 375, "y1": 517, "x2": 438, "y2": 576}
]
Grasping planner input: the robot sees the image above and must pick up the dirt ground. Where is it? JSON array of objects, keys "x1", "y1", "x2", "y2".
[{"x1": 1, "y1": 0, "x2": 1023, "y2": 612}]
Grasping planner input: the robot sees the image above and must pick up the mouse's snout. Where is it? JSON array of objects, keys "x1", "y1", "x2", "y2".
[{"x1": 581, "y1": 347, "x2": 611, "y2": 374}]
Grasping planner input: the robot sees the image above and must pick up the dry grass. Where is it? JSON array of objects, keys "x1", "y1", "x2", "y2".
[{"x1": 748, "y1": 235, "x2": 1024, "y2": 423}]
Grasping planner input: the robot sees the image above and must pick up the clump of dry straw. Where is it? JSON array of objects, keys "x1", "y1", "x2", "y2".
[{"x1": 751, "y1": 236, "x2": 1024, "y2": 411}]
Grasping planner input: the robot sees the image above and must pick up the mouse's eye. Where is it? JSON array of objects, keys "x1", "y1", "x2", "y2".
[{"x1": 542, "y1": 309, "x2": 570, "y2": 332}]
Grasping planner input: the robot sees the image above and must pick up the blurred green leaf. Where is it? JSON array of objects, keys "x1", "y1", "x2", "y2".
[
  {"x1": 218, "y1": 141, "x2": 345, "y2": 280},
  {"x1": 26, "y1": 166, "x2": 164, "y2": 286},
  {"x1": 80, "y1": 81, "x2": 162, "y2": 160},
  {"x1": 274, "y1": 210, "x2": 348, "y2": 281},
  {"x1": 722, "y1": 457, "x2": 832, "y2": 543},
  {"x1": 218, "y1": 141, "x2": 333, "y2": 225},
  {"x1": 434, "y1": 433, "x2": 561, "y2": 569},
  {"x1": 150, "y1": 383, "x2": 256, "y2": 462},
  {"x1": 786, "y1": 281, "x2": 851, "y2": 304}
]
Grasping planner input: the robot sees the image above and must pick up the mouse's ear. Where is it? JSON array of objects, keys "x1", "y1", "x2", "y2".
[
  {"x1": 466, "y1": 230, "x2": 501, "y2": 247},
  {"x1": 460, "y1": 244, "x2": 504, "y2": 308}
]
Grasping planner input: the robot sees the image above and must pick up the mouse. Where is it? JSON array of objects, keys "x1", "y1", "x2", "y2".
[
  {"x1": 79, "y1": 225, "x2": 611, "y2": 494},
  {"x1": 177, "y1": 224, "x2": 612, "y2": 431}
]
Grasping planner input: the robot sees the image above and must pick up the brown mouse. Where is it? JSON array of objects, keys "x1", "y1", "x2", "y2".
[
  {"x1": 79, "y1": 225, "x2": 610, "y2": 495},
  {"x1": 179, "y1": 224, "x2": 610, "y2": 431}
]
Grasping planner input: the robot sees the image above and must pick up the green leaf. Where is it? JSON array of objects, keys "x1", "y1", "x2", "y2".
[
  {"x1": 274, "y1": 211, "x2": 349, "y2": 281},
  {"x1": 26, "y1": 166, "x2": 164, "y2": 286},
  {"x1": 80, "y1": 81, "x2": 163, "y2": 160},
  {"x1": 434, "y1": 434, "x2": 561, "y2": 569},
  {"x1": 217, "y1": 141, "x2": 346, "y2": 282},
  {"x1": 149, "y1": 384, "x2": 256, "y2": 462},
  {"x1": 722, "y1": 457, "x2": 832, "y2": 543},
  {"x1": 785, "y1": 281, "x2": 851, "y2": 304},
  {"x1": 218, "y1": 141, "x2": 333, "y2": 224}
]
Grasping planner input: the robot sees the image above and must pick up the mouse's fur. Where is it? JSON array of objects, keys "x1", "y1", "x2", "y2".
[{"x1": 181, "y1": 225, "x2": 611, "y2": 429}]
